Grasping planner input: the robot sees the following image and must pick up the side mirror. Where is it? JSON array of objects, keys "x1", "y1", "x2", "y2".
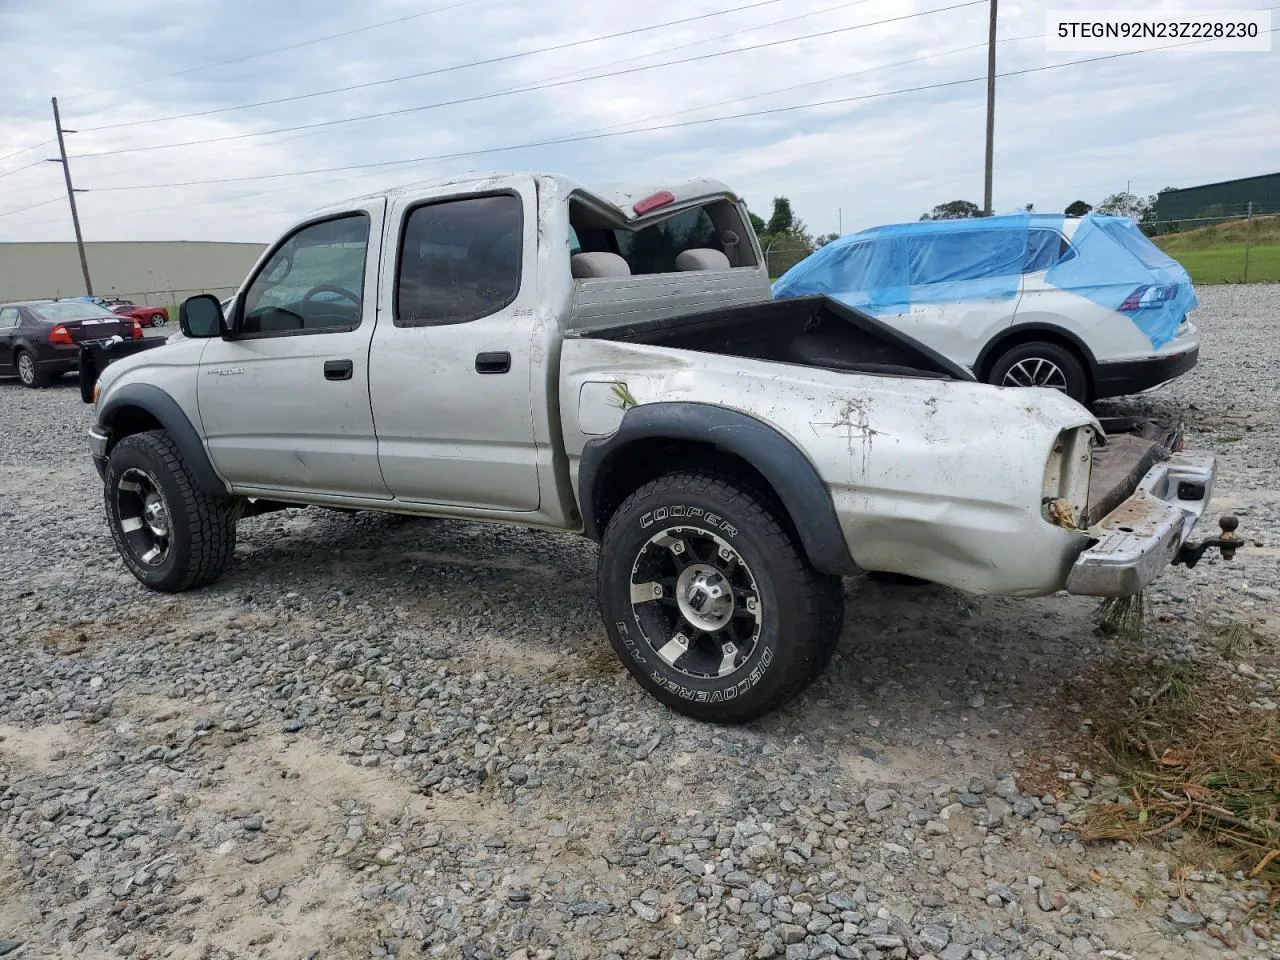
[{"x1": 179, "y1": 294, "x2": 226, "y2": 338}]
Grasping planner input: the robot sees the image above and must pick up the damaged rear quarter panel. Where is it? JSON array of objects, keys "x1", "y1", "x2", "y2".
[{"x1": 560, "y1": 338, "x2": 1096, "y2": 597}]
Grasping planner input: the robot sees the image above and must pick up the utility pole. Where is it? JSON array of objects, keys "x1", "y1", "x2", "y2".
[
  {"x1": 838, "y1": 207, "x2": 843, "y2": 235},
  {"x1": 982, "y1": 0, "x2": 997, "y2": 215},
  {"x1": 49, "y1": 96, "x2": 92, "y2": 296}
]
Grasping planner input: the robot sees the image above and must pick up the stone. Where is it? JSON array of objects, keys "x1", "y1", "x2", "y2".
[
  {"x1": 918, "y1": 925, "x2": 950, "y2": 952},
  {"x1": 631, "y1": 900, "x2": 660, "y2": 923},
  {"x1": 864, "y1": 791, "x2": 893, "y2": 814}
]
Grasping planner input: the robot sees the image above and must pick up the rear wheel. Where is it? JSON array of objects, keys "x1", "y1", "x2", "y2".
[
  {"x1": 987, "y1": 341, "x2": 1088, "y2": 404},
  {"x1": 104, "y1": 430, "x2": 237, "y2": 592},
  {"x1": 598, "y1": 471, "x2": 844, "y2": 723},
  {"x1": 16, "y1": 350, "x2": 47, "y2": 388},
  {"x1": 151, "y1": 313, "x2": 166, "y2": 326}
]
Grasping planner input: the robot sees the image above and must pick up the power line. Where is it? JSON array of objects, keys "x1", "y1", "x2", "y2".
[
  {"x1": 0, "y1": 158, "x2": 51, "y2": 182},
  {"x1": 3, "y1": 33, "x2": 1039, "y2": 221},
  {"x1": 74, "y1": 0, "x2": 874, "y2": 188},
  {"x1": 0, "y1": 139, "x2": 57, "y2": 166},
  {"x1": 0, "y1": 196, "x2": 64, "y2": 218},
  {"x1": 85, "y1": 30, "x2": 1273, "y2": 195},
  {"x1": 76, "y1": 0, "x2": 799, "y2": 133},
  {"x1": 61, "y1": 0, "x2": 491, "y2": 103},
  {"x1": 69, "y1": 0, "x2": 988, "y2": 159}
]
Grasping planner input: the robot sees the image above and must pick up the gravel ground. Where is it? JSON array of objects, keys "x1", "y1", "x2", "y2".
[{"x1": 1, "y1": 284, "x2": 1277, "y2": 960}]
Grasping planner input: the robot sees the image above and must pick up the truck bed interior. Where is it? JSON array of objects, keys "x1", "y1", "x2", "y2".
[{"x1": 580, "y1": 295, "x2": 971, "y2": 381}]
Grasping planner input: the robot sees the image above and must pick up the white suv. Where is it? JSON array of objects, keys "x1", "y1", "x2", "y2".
[{"x1": 773, "y1": 214, "x2": 1199, "y2": 405}]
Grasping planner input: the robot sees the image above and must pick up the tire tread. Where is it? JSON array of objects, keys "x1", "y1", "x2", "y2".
[{"x1": 107, "y1": 430, "x2": 235, "y2": 591}]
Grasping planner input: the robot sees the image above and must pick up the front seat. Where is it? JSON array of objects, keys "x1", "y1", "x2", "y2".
[
  {"x1": 675, "y1": 248, "x2": 731, "y2": 271},
  {"x1": 571, "y1": 252, "x2": 631, "y2": 279}
]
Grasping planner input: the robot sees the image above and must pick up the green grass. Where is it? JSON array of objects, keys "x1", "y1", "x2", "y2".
[{"x1": 1154, "y1": 215, "x2": 1280, "y2": 284}]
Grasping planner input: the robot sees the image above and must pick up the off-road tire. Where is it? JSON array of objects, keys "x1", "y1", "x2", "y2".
[
  {"x1": 598, "y1": 471, "x2": 844, "y2": 723},
  {"x1": 987, "y1": 341, "x2": 1089, "y2": 404},
  {"x1": 16, "y1": 350, "x2": 48, "y2": 388},
  {"x1": 104, "y1": 430, "x2": 236, "y2": 592}
]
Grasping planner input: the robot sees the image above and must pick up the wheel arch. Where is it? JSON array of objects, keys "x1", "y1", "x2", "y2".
[
  {"x1": 578, "y1": 402, "x2": 857, "y2": 576},
  {"x1": 976, "y1": 323, "x2": 1099, "y2": 396},
  {"x1": 98, "y1": 384, "x2": 230, "y2": 497}
]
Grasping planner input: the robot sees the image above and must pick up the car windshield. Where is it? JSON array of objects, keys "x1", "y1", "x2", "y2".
[{"x1": 32, "y1": 302, "x2": 121, "y2": 321}]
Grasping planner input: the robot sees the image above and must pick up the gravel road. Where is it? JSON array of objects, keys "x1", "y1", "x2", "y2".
[{"x1": 1, "y1": 285, "x2": 1277, "y2": 960}]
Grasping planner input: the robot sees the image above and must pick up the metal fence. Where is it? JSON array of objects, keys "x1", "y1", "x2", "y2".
[
  {"x1": 763, "y1": 242, "x2": 813, "y2": 279},
  {"x1": 1146, "y1": 203, "x2": 1276, "y2": 284}
]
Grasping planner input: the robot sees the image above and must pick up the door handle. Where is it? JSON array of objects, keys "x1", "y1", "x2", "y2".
[
  {"x1": 475, "y1": 351, "x2": 511, "y2": 374},
  {"x1": 324, "y1": 359, "x2": 354, "y2": 381}
]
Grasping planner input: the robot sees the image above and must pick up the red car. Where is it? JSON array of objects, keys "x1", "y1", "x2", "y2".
[{"x1": 103, "y1": 298, "x2": 169, "y2": 327}]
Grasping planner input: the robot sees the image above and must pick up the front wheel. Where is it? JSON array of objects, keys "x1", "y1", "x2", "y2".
[
  {"x1": 598, "y1": 472, "x2": 844, "y2": 724},
  {"x1": 987, "y1": 341, "x2": 1088, "y2": 404},
  {"x1": 104, "y1": 430, "x2": 237, "y2": 592}
]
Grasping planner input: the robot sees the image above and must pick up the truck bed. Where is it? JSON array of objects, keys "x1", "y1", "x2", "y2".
[{"x1": 580, "y1": 294, "x2": 971, "y2": 382}]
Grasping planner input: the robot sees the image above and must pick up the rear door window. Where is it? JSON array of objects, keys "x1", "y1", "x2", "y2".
[
  {"x1": 1023, "y1": 229, "x2": 1071, "y2": 272},
  {"x1": 906, "y1": 229, "x2": 1025, "y2": 285},
  {"x1": 396, "y1": 194, "x2": 523, "y2": 327}
]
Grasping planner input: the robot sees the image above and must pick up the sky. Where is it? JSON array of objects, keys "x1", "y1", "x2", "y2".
[{"x1": 0, "y1": 0, "x2": 1276, "y2": 244}]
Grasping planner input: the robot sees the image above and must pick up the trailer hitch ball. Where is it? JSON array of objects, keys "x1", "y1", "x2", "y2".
[
  {"x1": 1174, "y1": 514, "x2": 1242, "y2": 569},
  {"x1": 1218, "y1": 515, "x2": 1240, "y2": 561}
]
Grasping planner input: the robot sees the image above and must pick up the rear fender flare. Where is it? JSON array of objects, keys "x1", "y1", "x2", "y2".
[
  {"x1": 98, "y1": 383, "x2": 230, "y2": 497},
  {"x1": 579, "y1": 402, "x2": 857, "y2": 576}
]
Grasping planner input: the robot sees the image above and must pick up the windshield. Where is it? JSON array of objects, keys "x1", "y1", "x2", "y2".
[{"x1": 32, "y1": 302, "x2": 122, "y2": 321}]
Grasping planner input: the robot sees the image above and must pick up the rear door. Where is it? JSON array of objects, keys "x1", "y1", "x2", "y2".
[
  {"x1": 197, "y1": 201, "x2": 392, "y2": 500},
  {"x1": 877, "y1": 228, "x2": 1023, "y2": 370},
  {"x1": 369, "y1": 179, "x2": 541, "y2": 512}
]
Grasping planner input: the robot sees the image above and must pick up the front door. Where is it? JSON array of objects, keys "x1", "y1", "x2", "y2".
[
  {"x1": 369, "y1": 181, "x2": 541, "y2": 512},
  {"x1": 197, "y1": 201, "x2": 392, "y2": 500}
]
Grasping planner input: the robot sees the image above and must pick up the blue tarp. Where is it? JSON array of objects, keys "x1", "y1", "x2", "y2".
[{"x1": 772, "y1": 213, "x2": 1196, "y2": 349}]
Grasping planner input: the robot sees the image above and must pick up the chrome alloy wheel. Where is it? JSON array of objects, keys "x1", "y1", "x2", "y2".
[
  {"x1": 1002, "y1": 357, "x2": 1068, "y2": 391},
  {"x1": 628, "y1": 526, "x2": 762, "y2": 679},
  {"x1": 115, "y1": 467, "x2": 172, "y2": 565}
]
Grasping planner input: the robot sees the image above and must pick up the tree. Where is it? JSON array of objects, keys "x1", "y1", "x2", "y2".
[
  {"x1": 1095, "y1": 191, "x2": 1150, "y2": 222},
  {"x1": 920, "y1": 200, "x2": 982, "y2": 221},
  {"x1": 748, "y1": 211, "x2": 766, "y2": 235},
  {"x1": 1064, "y1": 200, "x2": 1092, "y2": 217},
  {"x1": 814, "y1": 233, "x2": 840, "y2": 248},
  {"x1": 765, "y1": 196, "x2": 797, "y2": 236}
]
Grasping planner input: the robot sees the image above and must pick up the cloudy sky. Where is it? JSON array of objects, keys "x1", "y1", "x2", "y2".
[{"x1": 0, "y1": 0, "x2": 1276, "y2": 244}]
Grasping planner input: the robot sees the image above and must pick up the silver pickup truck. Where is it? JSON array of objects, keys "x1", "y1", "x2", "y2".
[{"x1": 83, "y1": 172, "x2": 1239, "y2": 723}]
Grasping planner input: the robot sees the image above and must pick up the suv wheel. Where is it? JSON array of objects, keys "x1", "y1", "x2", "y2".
[
  {"x1": 598, "y1": 471, "x2": 844, "y2": 724},
  {"x1": 104, "y1": 430, "x2": 237, "y2": 592},
  {"x1": 16, "y1": 350, "x2": 47, "y2": 388},
  {"x1": 987, "y1": 341, "x2": 1088, "y2": 404}
]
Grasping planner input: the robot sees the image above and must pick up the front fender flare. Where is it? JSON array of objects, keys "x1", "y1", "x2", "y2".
[
  {"x1": 97, "y1": 383, "x2": 230, "y2": 497},
  {"x1": 579, "y1": 402, "x2": 857, "y2": 576}
]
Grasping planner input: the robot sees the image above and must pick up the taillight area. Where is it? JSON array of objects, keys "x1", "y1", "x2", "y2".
[
  {"x1": 131, "y1": 320, "x2": 143, "y2": 339},
  {"x1": 1119, "y1": 283, "x2": 1180, "y2": 312},
  {"x1": 1042, "y1": 426, "x2": 1095, "y2": 531},
  {"x1": 48, "y1": 323, "x2": 74, "y2": 345}
]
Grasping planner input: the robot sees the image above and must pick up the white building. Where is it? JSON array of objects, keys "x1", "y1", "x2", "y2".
[{"x1": 0, "y1": 241, "x2": 267, "y2": 306}]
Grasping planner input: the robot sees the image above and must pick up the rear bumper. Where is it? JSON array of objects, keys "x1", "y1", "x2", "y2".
[
  {"x1": 1094, "y1": 346, "x2": 1198, "y2": 399},
  {"x1": 1065, "y1": 450, "x2": 1214, "y2": 597}
]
